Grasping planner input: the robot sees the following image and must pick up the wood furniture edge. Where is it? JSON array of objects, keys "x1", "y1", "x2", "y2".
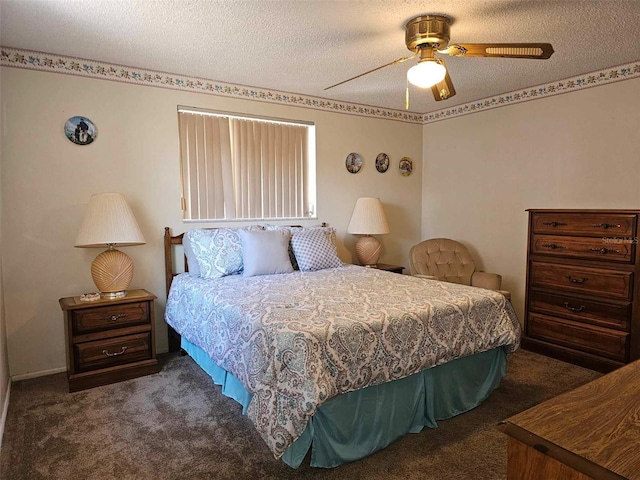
[
  {"x1": 500, "y1": 423, "x2": 626, "y2": 480},
  {"x1": 525, "y1": 208, "x2": 640, "y2": 214},
  {"x1": 59, "y1": 289, "x2": 157, "y2": 310},
  {"x1": 68, "y1": 360, "x2": 159, "y2": 392},
  {"x1": 503, "y1": 358, "x2": 640, "y2": 479}
]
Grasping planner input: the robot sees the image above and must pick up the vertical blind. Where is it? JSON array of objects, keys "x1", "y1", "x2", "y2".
[{"x1": 178, "y1": 110, "x2": 312, "y2": 220}]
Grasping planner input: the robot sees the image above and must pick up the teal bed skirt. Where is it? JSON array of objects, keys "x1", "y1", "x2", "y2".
[{"x1": 182, "y1": 338, "x2": 508, "y2": 468}]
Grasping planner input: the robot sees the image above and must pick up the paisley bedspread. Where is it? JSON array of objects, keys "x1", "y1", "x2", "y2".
[{"x1": 165, "y1": 265, "x2": 520, "y2": 458}]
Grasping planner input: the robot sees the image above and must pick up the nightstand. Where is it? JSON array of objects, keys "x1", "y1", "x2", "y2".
[
  {"x1": 371, "y1": 263, "x2": 404, "y2": 274},
  {"x1": 59, "y1": 289, "x2": 159, "y2": 392}
]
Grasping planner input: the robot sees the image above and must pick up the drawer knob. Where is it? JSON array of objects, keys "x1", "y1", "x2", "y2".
[
  {"x1": 563, "y1": 302, "x2": 585, "y2": 312},
  {"x1": 542, "y1": 243, "x2": 566, "y2": 250},
  {"x1": 542, "y1": 221, "x2": 567, "y2": 227},
  {"x1": 102, "y1": 346, "x2": 128, "y2": 357},
  {"x1": 108, "y1": 314, "x2": 127, "y2": 322},
  {"x1": 589, "y1": 247, "x2": 620, "y2": 255},
  {"x1": 566, "y1": 275, "x2": 587, "y2": 284},
  {"x1": 592, "y1": 223, "x2": 622, "y2": 230}
]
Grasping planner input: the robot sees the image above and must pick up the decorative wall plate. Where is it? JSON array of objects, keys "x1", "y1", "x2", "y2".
[
  {"x1": 64, "y1": 116, "x2": 97, "y2": 145},
  {"x1": 345, "y1": 152, "x2": 362, "y2": 174},
  {"x1": 399, "y1": 157, "x2": 413, "y2": 176},
  {"x1": 375, "y1": 153, "x2": 389, "y2": 173}
]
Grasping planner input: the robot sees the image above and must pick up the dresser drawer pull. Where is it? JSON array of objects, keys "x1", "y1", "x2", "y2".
[
  {"x1": 542, "y1": 221, "x2": 567, "y2": 227},
  {"x1": 591, "y1": 223, "x2": 622, "y2": 230},
  {"x1": 107, "y1": 314, "x2": 127, "y2": 322},
  {"x1": 589, "y1": 248, "x2": 620, "y2": 255},
  {"x1": 566, "y1": 275, "x2": 587, "y2": 284},
  {"x1": 541, "y1": 243, "x2": 566, "y2": 250},
  {"x1": 563, "y1": 302, "x2": 585, "y2": 312},
  {"x1": 102, "y1": 346, "x2": 128, "y2": 357}
]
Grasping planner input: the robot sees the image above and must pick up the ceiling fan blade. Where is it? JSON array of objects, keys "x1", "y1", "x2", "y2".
[
  {"x1": 324, "y1": 54, "x2": 417, "y2": 91},
  {"x1": 439, "y1": 43, "x2": 554, "y2": 59},
  {"x1": 431, "y1": 67, "x2": 456, "y2": 101}
]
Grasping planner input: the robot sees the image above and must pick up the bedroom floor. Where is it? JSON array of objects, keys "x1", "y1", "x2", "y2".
[{"x1": 0, "y1": 349, "x2": 600, "y2": 480}]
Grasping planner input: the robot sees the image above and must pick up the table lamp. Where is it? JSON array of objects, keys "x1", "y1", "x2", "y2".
[
  {"x1": 75, "y1": 193, "x2": 146, "y2": 298},
  {"x1": 347, "y1": 197, "x2": 390, "y2": 266}
]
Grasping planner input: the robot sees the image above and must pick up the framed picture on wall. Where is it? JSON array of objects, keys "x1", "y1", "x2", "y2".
[
  {"x1": 375, "y1": 153, "x2": 389, "y2": 173},
  {"x1": 399, "y1": 157, "x2": 413, "y2": 176},
  {"x1": 64, "y1": 116, "x2": 98, "y2": 145},
  {"x1": 345, "y1": 152, "x2": 362, "y2": 174}
]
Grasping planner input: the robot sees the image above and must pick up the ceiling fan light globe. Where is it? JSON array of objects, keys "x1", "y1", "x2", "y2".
[{"x1": 407, "y1": 60, "x2": 446, "y2": 88}]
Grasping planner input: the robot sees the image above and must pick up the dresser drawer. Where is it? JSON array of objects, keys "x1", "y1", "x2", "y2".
[
  {"x1": 532, "y1": 212, "x2": 636, "y2": 237},
  {"x1": 528, "y1": 291, "x2": 631, "y2": 331},
  {"x1": 530, "y1": 261, "x2": 632, "y2": 300},
  {"x1": 72, "y1": 301, "x2": 150, "y2": 335},
  {"x1": 74, "y1": 332, "x2": 151, "y2": 372},
  {"x1": 528, "y1": 313, "x2": 628, "y2": 362},
  {"x1": 531, "y1": 234, "x2": 635, "y2": 263}
]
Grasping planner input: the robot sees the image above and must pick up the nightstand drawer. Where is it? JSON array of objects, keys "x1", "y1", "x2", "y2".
[
  {"x1": 530, "y1": 261, "x2": 632, "y2": 300},
  {"x1": 72, "y1": 301, "x2": 150, "y2": 334},
  {"x1": 74, "y1": 332, "x2": 151, "y2": 372}
]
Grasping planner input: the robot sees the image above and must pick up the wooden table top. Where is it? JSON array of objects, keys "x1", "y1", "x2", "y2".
[
  {"x1": 503, "y1": 359, "x2": 640, "y2": 480},
  {"x1": 59, "y1": 289, "x2": 156, "y2": 310}
]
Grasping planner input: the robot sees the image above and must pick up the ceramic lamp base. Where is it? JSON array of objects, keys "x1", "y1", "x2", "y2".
[
  {"x1": 355, "y1": 235, "x2": 382, "y2": 266},
  {"x1": 90, "y1": 248, "x2": 134, "y2": 296}
]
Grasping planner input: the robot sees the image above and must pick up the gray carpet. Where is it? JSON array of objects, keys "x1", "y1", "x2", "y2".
[{"x1": 1, "y1": 349, "x2": 600, "y2": 480}]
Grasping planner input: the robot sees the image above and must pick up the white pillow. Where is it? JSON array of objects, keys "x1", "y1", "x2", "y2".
[
  {"x1": 239, "y1": 229, "x2": 294, "y2": 277},
  {"x1": 264, "y1": 225, "x2": 303, "y2": 270},
  {"x1": 264, "y1": 225, "x2": 337, "y2": 270},
  {"x1": 291, "y1": 228, "x2": 343, "y2": 272}
]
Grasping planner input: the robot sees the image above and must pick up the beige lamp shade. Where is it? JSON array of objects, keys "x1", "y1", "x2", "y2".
[
  {"x1": 75, "y1": 193, "x2": 146, "y2": 297},
  {"x1": 347, "y1": 197, "x2": 390, "y2": 266}
]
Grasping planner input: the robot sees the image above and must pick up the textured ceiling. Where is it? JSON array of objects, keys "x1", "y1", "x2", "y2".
[{"x1": 1, "y1": 0, "x2": 639, "y2": 114}]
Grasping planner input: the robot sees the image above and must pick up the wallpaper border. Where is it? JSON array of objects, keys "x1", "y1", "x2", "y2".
[
  {"x1": 1, "y1": 47, "x2": 638, "y2": 125},
  {"x1": 0, "y1": 47, "x2": 423, "y2": 124},
  {"x1": 424, "y1": 61, "x2": 640, "y2": 123}
]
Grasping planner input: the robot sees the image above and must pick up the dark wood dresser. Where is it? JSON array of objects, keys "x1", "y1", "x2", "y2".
[
  {"x1": 523, "y1": 209, "x2": 640, "y2": 372},
  {"x1": 60, "y1": 289, "x2": 159, "y2": 392}
]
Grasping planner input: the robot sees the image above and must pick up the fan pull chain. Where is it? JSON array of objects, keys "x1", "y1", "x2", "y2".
[{"x1": 405, "y1": 78, "x2": 410, "y2": 110}]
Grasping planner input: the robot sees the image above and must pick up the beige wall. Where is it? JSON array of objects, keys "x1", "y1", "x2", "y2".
[
  {"x1": 422, "y1": 77, "x2": 640, "y2": 323},
  {"x1": 0, "y1": 67, "x2": 422, "y2": 377}
]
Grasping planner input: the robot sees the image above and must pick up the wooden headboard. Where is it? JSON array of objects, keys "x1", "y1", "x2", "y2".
[
  {"x1": 164, "y1": 226, "x2": 190, "y2": 352},
  {"x1": 164, "y1": 226, "x2": 187, "y2": 299}
]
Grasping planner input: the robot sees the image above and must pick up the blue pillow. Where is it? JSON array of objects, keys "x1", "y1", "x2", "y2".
[{"x1": 184, "y1": 228, "x2": 244, "y2": 279}]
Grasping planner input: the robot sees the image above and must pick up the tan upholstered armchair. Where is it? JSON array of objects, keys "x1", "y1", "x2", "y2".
[{"x1": 409, "y1": 238, "x2": 510, "y2": 299}]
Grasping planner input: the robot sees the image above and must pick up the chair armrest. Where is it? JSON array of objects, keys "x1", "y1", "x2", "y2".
[
  {"x1": 414, "y1": 274, "x2": 438, "y2": 280},
  {"x1": 471, "y1": 271, "x2": 502, "y2": 290}
]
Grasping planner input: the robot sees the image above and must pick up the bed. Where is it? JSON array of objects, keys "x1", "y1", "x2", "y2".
[{"x1": 163, "y1": 226, "x2": 521, "y2": 468}]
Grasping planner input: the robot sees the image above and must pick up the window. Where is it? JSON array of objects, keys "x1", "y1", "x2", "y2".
[{"x1": 178, "y1": 107, "x2": 316, "y2": 221}]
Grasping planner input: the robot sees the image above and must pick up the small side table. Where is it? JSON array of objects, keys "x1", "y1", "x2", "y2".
[
  {"x1": 59, "y1": 289, "x2": 159, "y2": 392},
  {"x1": 371, "y1": 263, "x2": 404, "y2": 274}
]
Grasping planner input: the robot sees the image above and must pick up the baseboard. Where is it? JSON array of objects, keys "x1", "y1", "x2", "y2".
[
  {"x1": 11, "y1": 366, "x2": 66, "y2": 382},
  {"x1": 0, "y1": 378, "x2": 11, "y2": 452}
]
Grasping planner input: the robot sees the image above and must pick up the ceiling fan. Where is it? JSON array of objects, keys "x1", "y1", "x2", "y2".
[{"x1": 325, "y1": 15, "x2": 554, "y2": 107}]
